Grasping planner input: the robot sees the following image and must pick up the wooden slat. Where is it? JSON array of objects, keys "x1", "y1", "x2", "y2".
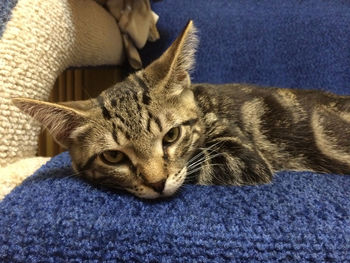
[
  {"x1": 74, "y1": 69, "x2": 83, "y2": 100},
  {"x1": 66, "y1": 70, "x2": 74, "y2": 101}
]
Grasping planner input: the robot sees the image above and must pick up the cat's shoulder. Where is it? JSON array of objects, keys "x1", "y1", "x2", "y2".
[{"x1": 191, "y1": 83, "x2": 275, "y2": 99}]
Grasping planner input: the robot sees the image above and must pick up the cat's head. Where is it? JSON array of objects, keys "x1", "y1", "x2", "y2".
[{"x1": 13, "y1": 21, "x2": 204, "y2": 199}]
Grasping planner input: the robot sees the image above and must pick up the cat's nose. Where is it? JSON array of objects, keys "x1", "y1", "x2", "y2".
[{"x1": 147, "y1": 179, "x2": 166, "y2": 193}]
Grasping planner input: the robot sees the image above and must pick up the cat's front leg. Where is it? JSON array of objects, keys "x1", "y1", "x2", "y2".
[{"x1": 187, "y1": 138, "x2": 273, "y2": 186}]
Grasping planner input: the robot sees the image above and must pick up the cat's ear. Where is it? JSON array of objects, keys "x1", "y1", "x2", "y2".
[
  {"x1": 12, "y1": 98, "x2": 91, "y2": 148},
  {"x1": 145, "y1": 20, "x2": 198, "y2": 96}
]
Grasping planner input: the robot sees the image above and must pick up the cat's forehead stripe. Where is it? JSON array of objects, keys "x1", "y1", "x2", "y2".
[
  {"x1": 114, "y1": 112, "x2": 126, "y2": 124},
  {"x1": 112, "y1": 122, "x2": 120, "y2": 145},
  {"x1": 111, "y1": 99, "x2": 117, "y2": 107},
  {"x1": 148, "y1": 111, "x2": 162, "y2": 132},
  {"x1": 132, "y1": 74, "x2": 151, "y2": 106},
  {"x1": 97, "y1": 95, "x2": 112, "y2": 120},
  {"x1": 133, "y1": 74, "x2": 148, "y2": 92},
  {"x1": 182, "y1": 118, "x2": 199, "y2": 126}
]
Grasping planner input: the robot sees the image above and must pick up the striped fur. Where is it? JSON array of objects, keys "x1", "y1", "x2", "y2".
[{"x1": 13, "y1": 21, "x2": 350, "y2": 198}]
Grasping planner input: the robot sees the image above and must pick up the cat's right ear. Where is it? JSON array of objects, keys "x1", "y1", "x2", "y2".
[
  {"x1": 12, "y1": 98, "x2": 90, "y2": 148},
  {"x1": 145, "y1": 20, "x2": 198, "y2": 96}
]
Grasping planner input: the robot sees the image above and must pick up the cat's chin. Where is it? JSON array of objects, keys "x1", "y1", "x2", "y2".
[
  {"x1": 127, "y1": 167, "x2": 187, "y2": 199},
  {"x1": 163, "y1": 167, "x2": 187, "y2": 197}
]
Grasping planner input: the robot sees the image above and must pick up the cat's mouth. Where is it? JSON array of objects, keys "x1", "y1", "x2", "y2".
[{"x1": 127, "y1": 167, "x2": 187, "y2": 199}]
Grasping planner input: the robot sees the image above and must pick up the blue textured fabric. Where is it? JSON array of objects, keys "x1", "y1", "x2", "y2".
[
  {"x1": 0, "y1": 0, "x2": 17, "y2": 37},
  {"x1": 141, "y1": 0, "x2": 350, "y2": 95},
  {"x1": 1, "y1": 152, "x2": 350, "y2": 262},
  {"x1": 1, "y1": 0, "x2": 350, "y2": 262}
]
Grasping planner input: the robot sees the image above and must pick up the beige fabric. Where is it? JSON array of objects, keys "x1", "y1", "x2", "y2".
[
  {"x1": 0, "y1": 0, "x2": 124, "y2": 169},
  {"x1": 0, "y1": 157, "x2": 50, "y2": 199}
]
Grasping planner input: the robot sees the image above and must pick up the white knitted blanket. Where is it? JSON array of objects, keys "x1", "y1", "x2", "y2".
[{"x1": 0, "y1": 0, "x2": 124, "y2": 166}]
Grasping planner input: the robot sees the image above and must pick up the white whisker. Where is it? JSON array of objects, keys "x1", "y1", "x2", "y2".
[
  {"x1": 58, "y1": 169, "x2": 89, "y2": 180},
  {"x1": 186, "y1": 163, "x2": 224, "y2": 178},
  {"x1": 187, "y1": 152, "x2": 225, "y2": 170},
  {"x1": 187, "y1": 141, "x2": 224, "y2": 164}
]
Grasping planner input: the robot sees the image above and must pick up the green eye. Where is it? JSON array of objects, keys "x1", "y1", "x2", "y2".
[
  {"x1": 163, "y1": 126, "x2": 181, "y2": 145},
  {"x1": 100, "y1": 150, "x2": 125, "y2": 165}
]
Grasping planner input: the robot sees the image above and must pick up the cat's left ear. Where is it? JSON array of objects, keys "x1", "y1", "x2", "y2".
[
  {"x1": 145, "y1": 20, "x2": 198, "y2": 96},
  {"x1": 12, "y1": 98, "x2": 91, "y2": 148}
]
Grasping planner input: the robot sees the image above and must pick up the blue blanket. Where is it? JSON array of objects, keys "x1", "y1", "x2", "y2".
[
  {"x1": 1, "y1": 0, "x2": 350, "y2": 261},
  {"x1": 1, "y1": 152, "x2": 350, "y2": 261}
]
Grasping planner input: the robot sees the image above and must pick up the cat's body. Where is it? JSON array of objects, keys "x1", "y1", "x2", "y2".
[
  {"x1": 13, "y1": 21, "x2": 350, "y2": 198},
  {"x1": 192, "y1": 83, "x2": 350, "y2": 185}
]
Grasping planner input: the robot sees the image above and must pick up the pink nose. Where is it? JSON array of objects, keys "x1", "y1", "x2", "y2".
[{"x1": 147, "y1": 179, "x2": 166, "y2": 193}]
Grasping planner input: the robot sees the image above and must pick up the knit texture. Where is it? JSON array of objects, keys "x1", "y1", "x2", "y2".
[
  {"x1": 1, "y1": 152, "x2": 350, "y2": 262},
  {"x1": 0, "y1": 0, "x2": 123, "y2": 167},
  {"x1": 1, "y1": 0, "x2": 350, "y2": 261},
  {"x1": 0, "y1": 157, "x2": 50, "y2": 199}
]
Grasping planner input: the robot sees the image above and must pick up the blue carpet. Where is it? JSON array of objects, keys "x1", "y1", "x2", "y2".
[
  {"x1": 1, "y1": 152, "x2": 350, "y2": 262},
  {"x1": 1, "y1": 0, "x2": 350, "y2": 261}
]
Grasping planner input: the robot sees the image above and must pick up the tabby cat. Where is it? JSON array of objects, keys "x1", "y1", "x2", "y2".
[{"x1": 13, "y1": 21, "x2": 350, "y2": 199}]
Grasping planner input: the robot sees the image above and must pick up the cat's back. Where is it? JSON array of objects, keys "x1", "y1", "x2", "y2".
[
  {"x1": 192, "y1": 83, "x2": 350, "y2": 117},
  {"x1": 192, "y1": 83, "x2": 350, "y2": 173}
]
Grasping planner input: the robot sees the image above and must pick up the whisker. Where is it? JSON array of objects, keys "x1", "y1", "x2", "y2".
[
  {"x1": 211, "y1": 172, "x2": 231, "y2": 185},
  {"x1": 187, "y1": 151, "x2": 206, "y2": 164},
  {"x1": 186, "y1": 163, "x2": 225, "y2": 178},
  {"x1": 187, "y1": 149, "x2": 221, "y2": 168},
  {"x1": 187, "y1": 152, "x2": 225, "y2": 170},
  {"x1": 55, "y1": 169, "x2": 90, "y2": 180},
  {"x1": 199, "y1": 140, "x2": 225, "y2": 151},
  {"x1": 188, "y1": 141, "x2": 224, "y2": 164},
  {"x1": 186, "y1": 156, "x2": 206, "y2": 169}
]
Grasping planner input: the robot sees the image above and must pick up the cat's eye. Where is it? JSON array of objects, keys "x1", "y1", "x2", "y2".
[
  {"x1": 100, "y1": 150, "x2": 125, "y2": 165},
  {"x1": 163, "y1": 126, "x2": 181, "y2": 145}
]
